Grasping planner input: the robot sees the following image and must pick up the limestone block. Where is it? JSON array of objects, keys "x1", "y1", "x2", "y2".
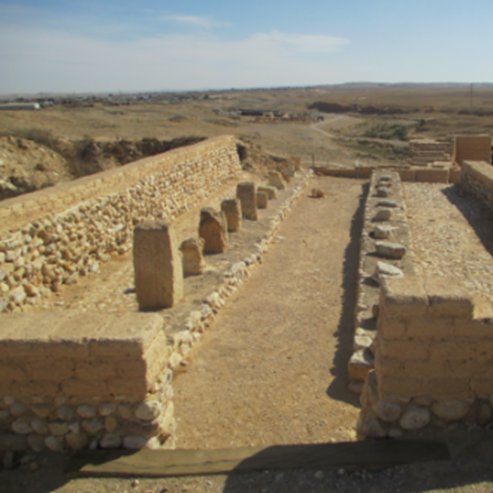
[
  {"x1": 348, "y1": 349, "x2": 374, "y2": 381},
  {"x1": 258, "y1": 186, "x2": 277, "y2": 200},
  {"x1": 371, "y1": 224, "x2": 395, "y2": 240},
  {"x1": 236, "y1": 182, "x2": 258, "y2": 220},
  {"x1": 199, "y1": 208, "x2": 227, "y2": 255},
  {"x1": 133, "y1": 221, "x2": 184, "y2": 310},
  {"x1": 375, "y1": 241, "x2": 406, "y2": 260},
  {"x1": 399, "y1": 406, "x2": 430, "y2": 431},
  {"x1": 372, "y1": 208, "x2": 392, "y2": 222},
  {"x1": 431, "y1": 399, "x2": 469, "y2": 421},
  {"x1": 424, "y1": 278, "x2": 474, "y2": 318},
  {"x1": 268, "y1": 171, "x2": 286, "y2": 190},
  {"x1": 220, "y1": 199, "x2": 242, "y2": 232},
  {"x1": 256, "y1": 191, "x2": 268, "y2": 210},
  {"x1": 179, "y1": 238, "x2": 205, "y2": 276},
  {"x1": 370, "y1": 262, "x2": 403, "y2": 285},
  {"x1": 380, "y1": 277, "x2": 428, "y2": 318}
]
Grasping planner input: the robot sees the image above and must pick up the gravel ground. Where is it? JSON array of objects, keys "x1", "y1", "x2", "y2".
[{"x1": 403, "y1": 183, "x2": 493, "y2": 308}]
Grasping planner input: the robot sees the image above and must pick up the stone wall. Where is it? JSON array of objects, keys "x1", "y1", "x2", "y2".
[
  {"x1": 0, "y1": 136, "x2": 242, "y2": 313},
  {"x1": 314, "y1": 165, "x2": 450, "y2": 183},
  {"x1": 453, "y1": 135, "x2": 491, "y2": 165},
  {"x1": 358, "y1": 276, "x2": 493, "y2": 438},
  {"x1": 348, "y1": 170, "x2": 413, "y2": 392},
  {"x1": 461, "y1": 160, "x2": 493, "y2": 212},
  {"x1": 0, "y1": 312, "x2": 174, "y2": 452}
]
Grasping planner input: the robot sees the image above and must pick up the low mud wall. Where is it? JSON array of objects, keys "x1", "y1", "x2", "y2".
[
  {"x1": 358, "y1": 277, "x2": 493, "y2": 438},
  {"x1": 461, "y1": 160, "x2": 493, "y2": 212},
  {"x1": 314, "y1": 165, "x2": 450, "y2": 183},
  {"x1": 0, "y1": 312, "x2": 174, "y2": 452},
  {"x1": 0, "y1": 136, "x2": 241, "y2": 312}
]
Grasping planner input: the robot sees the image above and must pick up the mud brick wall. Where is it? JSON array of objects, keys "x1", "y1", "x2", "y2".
[
  {"x1": 461, "y1": 160, "x2": 493, "y2": 212},
  {"x1": 0, "y1": 312, "x2": 175, "y2": 452},
  {"x1": 0, "y1": 136, "x2": 241, "y2": 312},
  {"x1": 358, "y1": 276, "x2": 493, "y2": 439},
  {"x1": 453, "y1": 135, "x2": 491, "y2": 165}
]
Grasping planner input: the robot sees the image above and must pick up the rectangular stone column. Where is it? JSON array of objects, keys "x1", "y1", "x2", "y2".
[
  {"x1": 133, "y1": 221, "x2": 183, "y2": 310},
  {"x1": 221, "y1": 198, "x2": 242, "y2": 232},
  {"x1": 236, "y1": 182, "x2": 257, "y2": 220}
]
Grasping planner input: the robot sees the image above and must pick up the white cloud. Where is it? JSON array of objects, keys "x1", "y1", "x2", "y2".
[
  {"x1": 0, "y1": 27, "x2": 350, "y2": 93},
  {"x1": 160, "y1": 14, "x2": 230, "y2": 29}
]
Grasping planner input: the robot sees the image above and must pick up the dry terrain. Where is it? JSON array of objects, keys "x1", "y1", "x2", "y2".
[{"x1": 2, "y1": 85, "x2": 493, "y2": 492}]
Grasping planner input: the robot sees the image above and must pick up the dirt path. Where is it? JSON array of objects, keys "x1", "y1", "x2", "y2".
[{"x1": 173, "y1": 176, "x2": 364, "y2": 449}]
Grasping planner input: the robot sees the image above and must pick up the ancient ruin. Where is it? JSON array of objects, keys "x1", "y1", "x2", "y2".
[{"x1": 0, "y1": 128, "x2": 492, "y2": 471}]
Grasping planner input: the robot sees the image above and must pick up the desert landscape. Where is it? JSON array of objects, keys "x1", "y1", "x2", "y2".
[{"x1": 0, "y1": 83, "x2": 493, "y2": 493}]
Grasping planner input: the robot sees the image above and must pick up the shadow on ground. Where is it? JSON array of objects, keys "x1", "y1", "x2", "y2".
[
  {"x1": 442, "y1": 185, "x2": 493, "y2": 257},
  {"x1": 325, "y1": 182, "x2": 368, "y2": 407}
]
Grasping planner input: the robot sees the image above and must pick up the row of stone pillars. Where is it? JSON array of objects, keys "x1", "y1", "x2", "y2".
[{"x1": 132, "y1": 181, "x2": 278, "y2": 311}]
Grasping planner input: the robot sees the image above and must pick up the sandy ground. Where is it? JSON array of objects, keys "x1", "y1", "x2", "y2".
[{"x1": 173, "y1": 177, "x2": 363, "y2": 449}]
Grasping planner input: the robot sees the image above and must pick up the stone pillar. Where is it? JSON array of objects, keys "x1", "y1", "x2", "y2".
[
  {"x1": 258, "y1": 185, "x2": 277, "y2": 200},
  {"x1": 179, "y1": 238, "x2": 205, "y2": 276},
  {"x1": 221, "y1": 198, "x2": 242, "y2": 232},
  {"x1": 133, "y1": 221, "x2": 183, "y2": 310},
  {"x1": 236, "y1": 182, "x2": 258, "y2": 220},
  {"x1": 256, "y1": 191, "x2": 268, "y2": 209},
  {"x1": 199, "y1": 208, "x2": 227, "y2": 254},
  {"x1": 268, "y1": 170, "x2": 286, "y2": 190}
]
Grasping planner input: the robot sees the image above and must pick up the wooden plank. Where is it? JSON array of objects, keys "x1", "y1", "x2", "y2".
[{"x1": 68, "y1": 440, "x2": 450, "y2": 478}]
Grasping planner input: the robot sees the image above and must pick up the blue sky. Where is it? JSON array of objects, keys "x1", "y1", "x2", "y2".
[{"x1": 1, "y1": 0, "x2": 492, "y2": 94}]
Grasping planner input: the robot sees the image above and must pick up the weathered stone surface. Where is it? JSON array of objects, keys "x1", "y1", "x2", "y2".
[
  {"x1": 256, "y1": 191, "x2": 268, "y2": 209},
  {"x1": 373, "y1": 400, "x2": 402, "y2": 423},
  {"x1": 133, "y1": 221, "x2": 184, "y2": 310},
  {"x1": 431, "y1": 400, "x2": 470, "y2": 421},
  {"x1": 221, "y1": 198, "x2": 242, "y2": 232},
  {"x1": 44, "y1": 436, "x2": 64, "y2": 452},
  {"x1": 124, "y1": 435, "x2": 148, "y2": 450},
  {"x1": 199, "y1": 208, "x2": 227, "y2": 255},
  {"x1": 371, "y1": 261, "x2": 404, "y2": 285},
  {"x1": 372, "y1": 224, "x2": 394, "y2": 240},
  {"x1": 375, "y1": 241, "x2": 406, "y2": 260},
  {"x1": 76, "y1": 405, "x2": 96, "y2": 419},
  {"x1": 372, "y1": 208, "x2": 392, "y2": 222},
  {"x1": 258, "y1": 186, "x2": 277, "y2": 200},
  {"x1": 10, "y1": 401, "x2": 28, "y2": 417},
  {"x1": 357, "y1": 410, "x2": 385, "y2": 438},
  {"x1": 353, "y1": 335, "x2": 373, "y2": 351},
  {"x1": 31, "y1": 418, "x2": 48, "y2": 435},
  {"x1": 12, "y1": 418, "x2": 32, "y2": 434},
  {"x1": 65, "y1": 431, "x2": 89, "y2": 451},
  {"x1": 268, "y1": 170, "x2": 285, "y2": 190},
  {"x1": 376, "y1": 199, "x2": 398, "y2": 208},
  {"x1": 376, "y1": 187, "x2": 390, "y2": 198},
  {"x1": 100, "y1": 433, "x2": 122, "y2": 449},
  {"x1": 135, "y1": 400, "x2": 162, "y2": 421},
  {"x1": 179, "y1": 238, "x2": 205, "y2": 276},
  {"x1": 56, "y1": 405, "x2": 74, "y2": 421},
  {"x1": 27, "y1": 434, "x2": 45, "y2": 452},
  {"x1": 348, "y1": 349, "x2": 374, "y2": 381},
  {"x1": 98, "y1": 402, "x2": 117, "y2": 417},
  {"x1": 81, "y1": 418, "x2": 104, "y2": 435},
  {"x1": 236, "y1": 182, "x2": 258, "y2": 220},
  {"x1": 48, "y1": 421, "x2": 69, "y2": 436},
  {"x1": 399, "y1": 406, "x2": 431, "y2": 430}
]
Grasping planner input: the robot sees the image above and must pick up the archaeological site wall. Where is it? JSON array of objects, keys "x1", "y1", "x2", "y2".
[
  {"x1": 453, "y1": 135, "x2": 492, "y2": 165},
  {"x1": 0, "y1": 312, "x2": 174, "y2": 452},
  {"x1": 0, "y1": 136, "x2": 242, "y2": 313},
  {"x1": 461, "y1": 160, "x2": 493, "y2": 212},
  {"x1": 357, "y1": 167, "x2": 493, "y2": 438}
]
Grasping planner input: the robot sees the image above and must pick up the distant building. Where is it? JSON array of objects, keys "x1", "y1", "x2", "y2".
[{"x1": 0, "y1": 103, "x2": 41, "y2": 111}]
